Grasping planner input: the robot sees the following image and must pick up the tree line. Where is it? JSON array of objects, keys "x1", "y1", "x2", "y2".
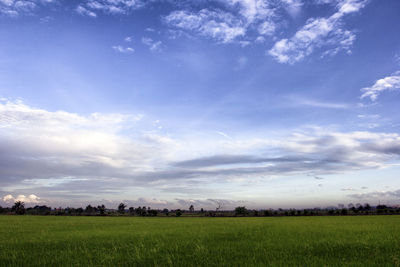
[{"x1": 1, "y1": 201, "x2": 399, "y2": 217}]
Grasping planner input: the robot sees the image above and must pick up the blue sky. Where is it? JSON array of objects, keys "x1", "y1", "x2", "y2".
[{"x1": 1, "y1": 0, "x2": 400, "y2": 209}]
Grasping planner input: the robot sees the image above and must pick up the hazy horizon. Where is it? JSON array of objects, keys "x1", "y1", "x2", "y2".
[{"x1": 1, "y1": 0, "x2": 399, "y2": 210}]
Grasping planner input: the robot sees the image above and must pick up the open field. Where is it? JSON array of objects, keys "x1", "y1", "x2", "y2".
[{"x1": 1, "y1": 216, "x2": 400, "y2": 266}]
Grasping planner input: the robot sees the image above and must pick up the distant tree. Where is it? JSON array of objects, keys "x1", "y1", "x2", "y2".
[
  {"x1": 200, "y1": 208, "x2": 204, "y2": 213},
  {"x1": 67, "y1": 207, "x2": 75, "y2": 215},
  {"x1": 0, "y1": 206, "x2": 3, "y2": 214},
  {"x1": 176, "y1": 209, "x2": 182, "y2": 217},
  {"x1": 12, "y1": 201, "x2": 25, "y2": 215},
  {"x1": 351, "y1": 206, "x2": 358, "y2": 213},
  {"x1": 341, "y1": 208, "x2": 348, "y2": 215},
  {"x1": 76, "y1": 207, "x2": 84, "y2": 214},
  {"x1": 263, "y1": 210, "x2": 270, "y2": 216},
  {"x1": 129, "y1": 207, "x2": 134, "y2": 215},
  {"x1": 85, "y1": 205, "x2": 95, "y2": 214},
  {"x1": 303, "y1": 209, "x2": 309, "y2": 216},
  {"x1": 357, "y1": 204, "x2": 364, "y2": 212},
  {"x1": 234, "y1": 206, "x2": 248, "y2": 216},
  {"x1": 253, "y1": 210, "x2": 259, "y2": 216},
  {"x1": 296, "y1": 210, "x2": 302, "y2": 216},
  {"x1": 162, "y1": 208, "x2": 169, "y2": 216},
  {"x1": 118, "y1": 203, "x2": 126, "y2": 214},
  {"x1": 364, "y1": 203, "x2": 371, "y2": 211},
  {"x1": 149, "y1": 209, "x2": 158, "y2": 216},
  {"x1": 376, "y1": 204, "x2": 387, "y2": 210},
  {"x1": 32, "y1": 205, "x2": 51, "y2": 215},
  {"x1": 284, "y1": 211, "x2": 289, "y2": 216},
  {"x1": 97, "y1": 205, "x2": 106, "y2": 215},
  {"x1": 189, "y1": 205, "x2": 194, "y2": 213},
  {"x1": 141, "y1": 206, "x2": 147, "y2": 216}
]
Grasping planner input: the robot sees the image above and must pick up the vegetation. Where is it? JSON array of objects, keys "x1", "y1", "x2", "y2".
[
  {"x1": 1, "y1": 202, "x2": 399, "y2": 217},
  {"x1": 0, "y1": 216, "x2": 399, "y2": 266}
]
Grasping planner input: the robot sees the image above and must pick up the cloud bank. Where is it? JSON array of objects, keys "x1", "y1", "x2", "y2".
[{"x1": 1, "y1": 99, "x2": 399, "y2": 206}]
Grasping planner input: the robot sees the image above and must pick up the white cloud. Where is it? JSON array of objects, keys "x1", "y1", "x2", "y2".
[
  {"x1": 165, "y1": 9, "x2": 246, "y2": 43},
  {"x1": 361, "y1": 71, "x2": 400, "y2": 101},
  {"x1": 76, "y1": 5, "x2": 97, "y2": 17},
  {"x1": 77, "y1": 0, "x2": 146, "y2": 16},
  {"x1": 164, "y1": 0, "x2": 283, "y2": 44},
  {"x1": 124, "y1": 36, "x2": 133, "y2": 42},
  {"x1": 357, "y1": 114, "x2": 380, "y2": 119},
  {"x1": 0, "y1": 0, "x2": 58, "y2": 16},
  {"x1": 348, "y1": 189, "x2": 400, "y2": 200},
  {"x1": 281, "y1": 0, "x2": 303, "y2": 17},
  {"x1": 222, "y1": 0, "x2": 275, "y2": 23},
  {"x1": 0, "y1": 0, "x2": 37, "y2": 16},
  {"x1": 112, "y1": 45, "x2": 135, "y2": 53},
  {"x1": 2, "y1": 194, "x2": 41, "y2": 203},
  {"x1": 269, "y1": 0, "x2": 367, "y2": 64},
  {"x1": 141, "y1": 37, "x2": 163, "y2": 52},
  {"x1": 1, "y1": 99, "x2": 399, "y2": 205},
  {"x1": 258, "y1": 20, "x2": 275, "y2": 36},
  {"x1": 287, "y1": 96, "x2": 350, "y2": 109}
]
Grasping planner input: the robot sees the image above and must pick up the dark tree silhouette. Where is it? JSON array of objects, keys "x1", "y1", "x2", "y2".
[
  {"x1": 162, "y1": 208, "x2": 169, "y2": 216},
  {"x1": 97, "y1": 205, "x2": 106, "y2": 215},
  {"x1": 12, "y1": 201, "x2": 25, "y2": 215},
  {"x1": 175, "y1": 209, "x2": 182, "y2": 217},
  {"x1": 118, "y1": 203, "x2": 126, "y2": 214},
  {"x1": 129, "y1": 207, "x2": 134, "y2": 215},
  {"x1": 85, "y1": 204, "x2": 95, "y2": 214},
  {"x1": 234, "y1": 206, "x2": 247, "y2": 216},
  {"x1": 364, "y1": 203, "x2": 371, "y2": 214},
  {"x1": 189, "y1": 205, "x2": 194, "y2": 213}
]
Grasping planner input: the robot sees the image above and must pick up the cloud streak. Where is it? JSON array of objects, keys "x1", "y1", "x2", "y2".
[
  {"x1": 269, "y1": 0, "x2": 367, "y2": 64},
  {"x1": 361, "y1": 71, "x2": 400, "y2": 101}
]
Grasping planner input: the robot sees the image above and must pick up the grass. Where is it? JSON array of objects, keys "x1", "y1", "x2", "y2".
[{"x1": 1, "y1": 216, "x2": 400, "y2": 266}]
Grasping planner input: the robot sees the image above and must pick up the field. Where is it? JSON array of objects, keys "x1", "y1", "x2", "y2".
[{"x1": 1, "y1": 216, "x2": 400, "y2": 266}]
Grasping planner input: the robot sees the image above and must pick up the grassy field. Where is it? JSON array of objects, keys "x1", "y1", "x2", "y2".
[{"x1": 1, "y1": 216, "x2": 399, "y2": 266}]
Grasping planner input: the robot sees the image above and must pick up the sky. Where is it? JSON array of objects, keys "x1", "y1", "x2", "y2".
[{"x1": 0, "y1": 0, "x2": 400, "y2": 210}]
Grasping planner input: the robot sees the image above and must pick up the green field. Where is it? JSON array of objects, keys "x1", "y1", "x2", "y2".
[{"x1": 1, "y1": 216, "x2": 399, "y2": 266}]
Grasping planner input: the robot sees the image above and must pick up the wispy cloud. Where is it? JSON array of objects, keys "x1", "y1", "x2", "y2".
[
  {"x1": 76, "y1": 5, "x2": 97, "y2": 17},
  {"x1": 76, "y1": 0, "x2": 146, "y2": 17},
  {"x1": 269, "y1": 0, "x2": 367, "y2": 64},
  {"x1": 112, "y1": 45, "x2": 134, "y2": 53},
  {"x1": 164, "y1": 9, "x2": 246, "y2": 44},
  {"x1": 361, "y1": 71, "x2": 400, "y2": 101},
  {"x1": 141, "y1": 37, "x2": 162, "y2": 52},
  {"x1": 281, "y1": 0, "x2": 303, "y2": 17},
  {"x1": 0, "y1": 0, "x2": 55, "y2": 16},
  {"x1": 287, "y1": 96, "x2": 350, "y2": 109}
]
